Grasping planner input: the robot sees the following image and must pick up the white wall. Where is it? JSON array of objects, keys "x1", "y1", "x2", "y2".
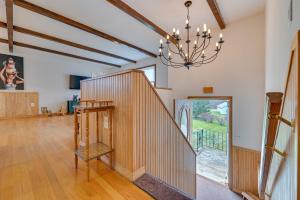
[
  {"x1": 112, "y1": 56, "x2": 168, "y2": 88},
  {"x1": 156, "y1": 88, "x2": 173, "y2": 113},
  {"x1": 265, "y1": 1, "x2": 300, "y2": 200},
  {"x1": 168, "y1": 13, "x2": 266, "y2": 151},
  {"x1": 0, "y1": 44, "x2": 111, "y2": 112},
  {"x1": 265, "y1": 0, "x2": 300, "y2": 92}
]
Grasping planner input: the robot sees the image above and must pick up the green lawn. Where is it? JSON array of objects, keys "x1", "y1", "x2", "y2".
[
  {"x1": 191, "y1": 119, "x2": 228, "y2": 151},
  {"x1": 193, "y1": 119, "x2": 227, "y2": 134}
]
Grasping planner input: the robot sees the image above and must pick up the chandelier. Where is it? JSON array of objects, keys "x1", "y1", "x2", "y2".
[{"x1": 158, "y1": 1, "x2": 224, "y2": 69}]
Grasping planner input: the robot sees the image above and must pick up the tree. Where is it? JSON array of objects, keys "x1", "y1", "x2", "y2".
[{"x1": 192, "y1": 100, "x2": 209, "y2": 118}]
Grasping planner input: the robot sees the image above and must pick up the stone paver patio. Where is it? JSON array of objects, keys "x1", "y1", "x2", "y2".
[{"x1": 196, "y1": 147, "x2": 228, "y2": 185}]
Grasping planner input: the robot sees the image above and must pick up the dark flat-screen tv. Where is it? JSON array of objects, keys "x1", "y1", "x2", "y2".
[{"x1": 69, "y1": 75, "x2": 89, "y2": 90}]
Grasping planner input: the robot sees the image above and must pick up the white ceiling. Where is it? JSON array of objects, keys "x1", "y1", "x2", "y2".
[{"x1": 0, "y1": 0, "x2": 265, "y2": 69}]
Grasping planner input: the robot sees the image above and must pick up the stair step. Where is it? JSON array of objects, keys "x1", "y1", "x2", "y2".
[{"x1": 242, "y1": 192, "x2": 260, "y2": 200}]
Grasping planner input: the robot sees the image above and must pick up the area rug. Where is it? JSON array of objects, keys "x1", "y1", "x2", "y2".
[{"x1": 134, "y1": 174, "x2": 193, "y2": 200}]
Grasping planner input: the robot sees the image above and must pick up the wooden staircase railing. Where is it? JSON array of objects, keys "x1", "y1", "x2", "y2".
[{"x1": 258, "y1": 92, "x2": 283, "y2": 198}]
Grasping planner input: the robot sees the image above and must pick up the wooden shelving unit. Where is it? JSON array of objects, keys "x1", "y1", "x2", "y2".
[{"x1": 74, "y1": 100, "x2": 114, "y2": 181}]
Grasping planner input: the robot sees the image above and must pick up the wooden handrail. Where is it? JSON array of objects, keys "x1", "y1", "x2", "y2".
[{"x1": 258, "y1": 92, "x2": 283, "y2": 198}]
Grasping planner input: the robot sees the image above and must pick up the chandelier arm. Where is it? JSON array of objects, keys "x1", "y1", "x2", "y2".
[
  {"x1": 168, "y1": 43, "x2": 186, "y2": 59},
  {"x1": 203, "y1": 37, "x2": 211, "y2": 51},
  {"x1": 191, "y1": 49, "x2": 206, "y2": 63},
  {"x1": 190, "y1": 43, "x2": 200, "y2": 60},
  {"x1": 191, "y1": 64, "x2": 203, "y2": 68},
  {"x1": 175, "y1": 43, "x2": 188, "y2": 59},
  {"x1": 168, "y1": 45, "x2": 185, "y2": 56},
  {"x1": 193, "y1": 52, "x2": 218, "y2": 65},
  {"x1": 161, "y1": 52, "x2": 186, "y2": 65},
  {"x1": 189, "y1": 36, "x2": 207, "y2": 61},
  {"x1": 170, "y1": 64, "x2": 185, "y2": 68},
  {"x1": 194, "y1": 37, "x2": 211, "y2": 56},
  {"x1": 201, "y1": 55, "x2": 219, "y2": 64},
  {"x1": 160, "y1": 56, "x2": 184, "y2": 68},
  {"x1": 159, "y1": 56, "x2": 173, "y2": 66},
  {"x1": 192, "y1": 40, "x2": 217, "y2": 62},
  {"x1": 193, "y1": 37, "x2": 207, "y2": 54}
]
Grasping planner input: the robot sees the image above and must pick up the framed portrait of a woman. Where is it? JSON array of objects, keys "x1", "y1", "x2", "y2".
[{"x1": 0, "y1": 54, "x2": 24, "y2": 90}]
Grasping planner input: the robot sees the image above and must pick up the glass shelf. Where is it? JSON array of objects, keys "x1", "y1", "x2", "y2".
[{"x1": 75, "y1": 142, "x2": 113, "y2": 161}]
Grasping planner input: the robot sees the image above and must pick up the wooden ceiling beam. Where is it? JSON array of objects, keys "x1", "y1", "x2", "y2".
[
  {"x1": 106, "y1": 0, "x2": 176, "y2": 44},
  {"x1": 207, "y1": 0, "x2": 225, "y2": 29},
  {"x1": 5, "y1": 0, "x2": 14, "y2": 52},
  {"x1": 0, "y1": 21, "x2": 136, "y2": 63},
  {"x1": 13, "y1": 0, "x2": 156, "y2": 57},
  {"x1": 0, "y1": 38, "x2": 121, "y2": 68}
]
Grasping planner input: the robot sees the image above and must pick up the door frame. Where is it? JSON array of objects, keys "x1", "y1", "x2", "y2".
[{"x1": 187, "y1": 96, "x2": 233, "y2": 190}]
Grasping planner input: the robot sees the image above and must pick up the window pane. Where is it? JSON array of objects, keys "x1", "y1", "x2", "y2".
[
  {"x1": 140, "y1": 66, "x2": 155, "y2": 86},
  {"x1": 181, "y1": 109, "x2": 188, "y2": 138}
]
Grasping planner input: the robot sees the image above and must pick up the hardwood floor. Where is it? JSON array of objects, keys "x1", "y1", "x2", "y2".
[{"x1": 0, "y1": 116, "x2": 153, "y2": 200}]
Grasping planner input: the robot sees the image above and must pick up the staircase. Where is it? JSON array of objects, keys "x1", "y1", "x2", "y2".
[{"x1": 80, "y1": 70, "x2": 197, "y2": 199}]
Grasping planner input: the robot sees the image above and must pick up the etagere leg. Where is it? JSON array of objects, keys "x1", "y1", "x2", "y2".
[
  {"x1": 86, "y1": 160, "x2": 90, "y2": 181},
  {"x1": 75, "y1": 155, "x2": 78, "y2": 169},
  {"x1": 109, "y1": 152, "x2": 113, "y2": 169}
]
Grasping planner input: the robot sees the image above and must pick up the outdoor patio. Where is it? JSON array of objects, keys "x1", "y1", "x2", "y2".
[{"x1": 196, "y1": 147, "x2": 228, "y2": 185}]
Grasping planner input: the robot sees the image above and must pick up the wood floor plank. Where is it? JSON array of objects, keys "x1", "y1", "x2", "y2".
[{"x1": 0, "y1": 116, "x2": 153, "y2": 200}]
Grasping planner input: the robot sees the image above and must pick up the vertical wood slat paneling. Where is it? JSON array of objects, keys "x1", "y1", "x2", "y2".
[
  {"x1": 0, "y1": 91, "x2": 38, "y2": 119},
  {"x1": 81, "y1": 72, "x2": 134, "y2": 179},
  {"x1": 81, "y1": 70, "x2": 196, "y2": 198},
  {"x1": 232, "y1": 146, "x2": 261, "y2": 195},
  {"x1": 133, "y1": 71, "x2": 196, "y2": 198}
]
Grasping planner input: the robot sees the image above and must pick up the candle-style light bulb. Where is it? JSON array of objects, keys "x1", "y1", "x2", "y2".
[
  {"x1": 159, "y1": 48, "x2": 162, "y2": 53},
  {"x1": 186, "y1": 19, "x2": 189, "y2": 24},
  {"x1": 166, "y1": 35, "x2": 170, "y2": 40},
  {"x1": 197, "y1": 27, "x2": 200, "y2": 33},
  {"x1": 176, "y1": 29, "x2": 180, "y2": 35},
  {"x1": 173, "y1": 28, "x2": 176, "y2": 33},
  {"x1": 208, "y1": 29, "x2": 211, "y2": 34},
  {"x1": 202, "y1": 50, "x2": 205, "y2": 55},
  {"x1": 220, "y1": 33, "x2": 223, "y2": 39},
  {"x1": 185, "y1": 53, "x2": 188, "y2": 57},
  {"x1": 180, "y1": 44, "x2": 183, "y2": 49},
  {"x1": 160, "y1": 39, "x2": 163, "y2": 44},
  {"x1": 168, "y1": 52, "x2": 172, "y2": 57},
  {"x1": 194, "y1": 41, "x2": 197, "y2": 45},
  {"x1": 216, "y1": 42, "x2": 219, "y2": 47},
  {"x1": 203, "y1": 24, "x2": 207, "y2": 32}
]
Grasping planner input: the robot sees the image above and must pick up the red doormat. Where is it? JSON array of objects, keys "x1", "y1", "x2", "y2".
[{"x1": 134, "y1": 174, "x2": 194, "y2": 200}]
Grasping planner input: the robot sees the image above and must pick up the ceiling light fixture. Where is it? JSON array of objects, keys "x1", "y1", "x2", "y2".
[{"x1": 158, "y1": 1, "x2": 224, "y2": 69}]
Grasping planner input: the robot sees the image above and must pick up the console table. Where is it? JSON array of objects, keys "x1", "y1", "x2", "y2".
[{"x1": 74, "y1": 100, "x2": 114, "y2": 181}]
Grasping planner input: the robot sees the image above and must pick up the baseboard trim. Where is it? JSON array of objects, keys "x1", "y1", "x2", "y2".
[{"x1": 132, "y1": 167, "x2": 145, "y2": 181}]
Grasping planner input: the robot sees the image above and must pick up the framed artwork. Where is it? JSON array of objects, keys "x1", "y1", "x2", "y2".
[{"x1": 0, "y1": 54, "x2": 24, "y2": 90}]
